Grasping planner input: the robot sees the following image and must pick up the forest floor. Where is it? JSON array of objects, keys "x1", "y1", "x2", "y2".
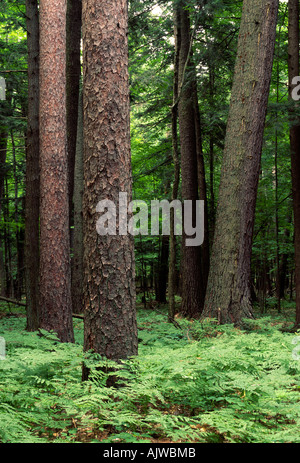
[{"x1": 0, "y1": 296, "x2": 300, "y2": 443}]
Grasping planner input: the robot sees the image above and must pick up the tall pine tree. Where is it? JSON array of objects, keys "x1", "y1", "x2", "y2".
[
  {"x1": 39, "y1": 0, "x2": 74, "y2": 342},
  {"x1": 82, "y1": 0, "x2": 138, "y2": 380},
  {"x1": 203, "y1": 0, "x2": 279, "y2": 325}
]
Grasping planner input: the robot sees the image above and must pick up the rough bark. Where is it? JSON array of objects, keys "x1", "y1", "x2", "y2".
[
  {"x1": 39, "y1": 0, "x2": 74, "y2": 342},
  {"x1": 156, "y1": 235, "x2": 169, "y2": 303},
  {"x1": 71, "y1": 90, "x2": 84, "y2": 314},
  {"x1": 25, "y1": 0, "x2": 40, "y2": 329},
  {"x1": 0, "y1": 249, "x2": 5, "y2": 297},
  {"x1": 0, "y1": 94, "x2": 9, "y2": 298},
  {"x1": 202, "y1": 0, "x2": 279, "y2": 325},
  {"x1": 168, "y1": 5, "x2": 181, "y2": 322},
  {"x1": 11, "y1": 130, "x2": 24, "y2": 301},
  {"x1": 177, "y1": 2, "x2": 204, "y2": 318},
  {"x1": 82, "y1": 0, "x2": 138, "y2": 376},
  {"x1": 0, "y1": 133, "x2": 7, "y2": 216},
  {"x1": 66, "y1": 0, "x2": 82, "y2": 220},
  {"x1": 3, "y1": 179, "x2": 13, "y2": 297},
  {"x1": 193, "y1": 72, "x2": 209, "y2": 293},
  {"x1": 288, "y1": 0, "x2": 300, "y2": 327}
]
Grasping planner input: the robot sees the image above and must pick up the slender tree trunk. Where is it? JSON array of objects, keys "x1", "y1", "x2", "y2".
[
  {"x1": 66, "y1": 0, "x2": 82, "y2": 224},
  {"x1": 71, "y1": 90, "x2": 84, "y2": 314},
  {"x1": 208, "y1": 61, "x2": 216, "y2": 240},
  {"x1": 279, "y1": 210, "x2": 292, "y2": 298},
  {"x1": 203, "y1": 0, "x2": 279, "y2": 325},
  {"x1": 66, "y1": 0, "x2": 83, "y2": 315},
  {"x1": 156, "y1": 235, "x2": 169, "y2": 303},
  {"x1": 4, "y1": 179, "x2": 13, "y2": 298},
  {"x1": 39, "y1": 0, "x2": 74, "y2": 342},
  {"x1": 177, "y1": 2, "x2": 204, "y2": 318},
  {"x1": 0, "y1": 248, "x2": 5, "y2": 297},
  {"x1": 288, "y1": 0, "x2": 300, "y2": 328},
  {"x1": 193, "y1": 79, "x2": 209, "y2": 292},
  {"x1": 0, "y1": 88, "x2": 10, "y2": 299},
  {"x1": 0, "y1": 133, "x2": 7, "y2": 217},
  {"x1": 274, "y1": 127, "x2": 281, "y2": 312},
  {"x1": 82, "y1": 0, "x2": 138, "y2": 380},
  {"x1": 168, "y1": 5, "x2": 181, "y2": 322},
  {"x1": 25, "y1": 0, "x2": 40, "y2": 330},
  {"x1": 0, "y1": 125, "x2": 9, "y2": 300},
  {"x1": 11, "y1": 130, "x2": 22, "y2": 300},
  {"x1": 274, "y1": 20, "x2": 283, "y2": 313}
]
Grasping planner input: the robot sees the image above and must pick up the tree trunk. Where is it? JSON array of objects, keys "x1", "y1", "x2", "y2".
[
  {"x1": 288, "y1": 0, "x2": 300, "y2": 327},
  {"x1": 279, "y1": 210, "x2": 292, "y2": 298},
  {"x1": 208, "y1": 64, "x2": 216, "y2": 238},
  {"x1": 0, "y1": 248, "x2": 5, "y2": 297},
  {"x1": 156, "y1": 235, "x2": 169, "y2": 303},
  {"x1": 168, "y1": 5, "x2": 181, "y2": 322},
  {"x1": 82, "y1": 0, "x2": 138, "y2": 379},
  {"x1": 39, "y1": 0, "x2": 74, "y2": 342},
  {"x1": 25, "y1": 0, "x2": 40, "y2": 330},
  {"x1": 202, "y1": 0, "x2": 279, "y2": 325},
  {"x1": 11, "y1": 130, "x2": 23, "y2": 301},
  {"x1": 66, "y1": 0, "x2": 82, "y2": 223},
  {"x1": 193, "y1": 75, "x2": 209, "y2": 293},
  {"x1": 67, "y1": 0, "x2": 83, "y2": 315},
  {"x1": 0, "y1": 132, "x2": 8, "y2": 217},
  {"x1": 177, "y1": 2, "x2": 204, "y2": 318},
  {"x1": 3, "y1": 178, "x2": 13, "y2": 298},
  {"x1": 71, "y1": 90, "x2": 84, "y2": 314}
]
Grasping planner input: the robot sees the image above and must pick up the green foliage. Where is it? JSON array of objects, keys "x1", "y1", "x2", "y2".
[{"x1": 1, "y1": 309, "x2": 300, "y2": 443}]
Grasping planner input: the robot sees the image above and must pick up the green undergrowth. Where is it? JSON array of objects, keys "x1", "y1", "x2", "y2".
[{"x1": 0, "y1": 305, "x2": 300, "y2": 443}]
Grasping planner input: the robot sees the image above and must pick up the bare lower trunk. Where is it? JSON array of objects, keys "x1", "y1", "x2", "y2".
[
  {"x1": 288, "y1": 0, "x2": 300, "y2": 327},
  {"x1": 168, "y1": 5, "x2": 181, "y2": 322},
  {"x1": 66, "y1": 0, "x2": 82, "y2": 221},
  {"x1": 25, "y1": 0, "x2": 40, "y2": 331},
  {"x1": 82, "y1": 0, "x2": 138, "y2": 379},
  {"x1": 177, "y1": 2, "x2": 204, "y2": 318},
  {"x1": 203, "y1": 0, "x2": 279, "y2": 325},
  {"x1": 39, "y1": 0, "x2": 74, "y2": 342},
  {"x1": 71, "y1": 90, "x2": 84, "y2": 314}
]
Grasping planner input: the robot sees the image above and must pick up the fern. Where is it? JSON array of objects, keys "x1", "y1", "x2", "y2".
[{"x1": 1, "y1": 309, "x2": 300, "y2": 442}]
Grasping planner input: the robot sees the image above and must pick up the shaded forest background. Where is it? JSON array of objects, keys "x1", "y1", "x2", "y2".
[
  {"x1": 0, "y1": 0, "x2": 296, "y2": 317},
  {"x1": 2, "y1": 0, "x2": 300, "y2": 445}
]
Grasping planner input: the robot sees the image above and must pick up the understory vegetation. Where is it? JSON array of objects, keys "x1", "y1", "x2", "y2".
[{"x1": 1, "y1": 300, "x2": 300, "y2": 444}]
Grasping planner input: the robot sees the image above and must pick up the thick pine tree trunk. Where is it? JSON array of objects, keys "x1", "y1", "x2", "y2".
[
  {"x1": 288, "y1": 0, "x2": 300, "y2": 328},
  {"x1": 82, "y1": 0, "x2": 138, "y2": 377},
  {"x1": 39, "y1": 0, "x2": 74, "y2": 342},
  {"x1": 202, "y1": 0, "x2": 279, "y2": 325}
]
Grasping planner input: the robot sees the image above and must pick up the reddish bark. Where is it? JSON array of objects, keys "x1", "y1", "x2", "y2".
[
  {"x1": 82, "y1": 0, "x2": 138, "y2": 375},
  {"x1": 39, "y1": 0, "x2": 74, "y2": 342}
]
